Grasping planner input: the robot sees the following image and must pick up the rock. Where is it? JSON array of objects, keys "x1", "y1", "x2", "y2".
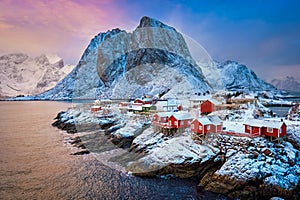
[
  {"x1": 262, "y1": 148, "x2": 271, "y2": 156},
  {"x1": 71, "y1": 150, "x2": 90, "y2": 155}
]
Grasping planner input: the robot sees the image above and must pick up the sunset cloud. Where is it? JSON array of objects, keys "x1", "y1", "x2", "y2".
[
  {"x1": 0, "y1": 0, "x2": 131, "y2": 63},
  {"x1": 0, "y1": 0, "x2": 299, "y2": 80}
]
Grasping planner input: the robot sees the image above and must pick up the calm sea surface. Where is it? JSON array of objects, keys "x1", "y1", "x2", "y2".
[{"x1": 0, "y1": 101, "x2": 223, "y2": 200}]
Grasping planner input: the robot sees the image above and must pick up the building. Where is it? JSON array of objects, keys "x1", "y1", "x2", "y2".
[
  {"x1": 91, "y1": 105, "x2": 101, "y2": 112},
  {"x1": 134, "y1": 98, "x2": 153, "y2": 105},
  {"x1": 189, "y1": 96, "x2": 209, "y2": 108},
  {"x1": 152, "y1": 112, "x2": 173, "y2": 128},
  {"x1": 155, "y1": 100, "x2": 178, "y2": 111},
  {"x1": 168, "y1": 112, "x2": 193, "y2": 129},
  {"x1": 200, "y1": 99, "x2": 221, "y2": 114},
  {"x1": 190, "y1": 116, "x2": 223, "y2": 135},
  {"x1": 243, "y1": 119, "x2": 286, "y2": 138}
]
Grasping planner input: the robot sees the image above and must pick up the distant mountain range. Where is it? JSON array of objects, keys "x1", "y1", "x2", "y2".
[
  {"x1": 270, "y1": 76, "x2": 300, "y2": 92},
  {"x1": 9, "y1": 16, "x2": 276, "y2": 100},
  {"x1": 0, "y1": 53, "x2": 73, "y2": 99}
]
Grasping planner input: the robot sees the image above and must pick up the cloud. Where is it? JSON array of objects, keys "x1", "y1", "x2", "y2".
[{"x1": 0, "y1": 0, "x2": 129, "y2": 64}]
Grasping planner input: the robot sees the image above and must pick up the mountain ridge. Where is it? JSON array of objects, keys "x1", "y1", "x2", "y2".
[
  {"x1": 0, "y1": 53, "x2": 74, "y2": 99},
  {"x1": 12, "y1": 16, "x2": 277, "y2": 100}
]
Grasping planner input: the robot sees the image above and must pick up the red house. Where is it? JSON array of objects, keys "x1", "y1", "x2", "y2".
[
  {"x1": 91, "y1": 105, "x2": 101, "y2": 112},
  {"x1": 243, "y1": 119, "x2": 286, "y2": 138},
  {"x1": 152, "y1": 112, "x2": 173, "y2": 128},
  {"x1": 191, "y1": 116, "x2": 223, "y2": 135},
  {"x1": 134, "y1": 98, "x2": 153, "y2": 105},
  {"x1": 168, "y1": 113, "x2": 193, "y2": 129},
  {"x1": 200, "y1": 99, "x2": 220, "y2": 114}
]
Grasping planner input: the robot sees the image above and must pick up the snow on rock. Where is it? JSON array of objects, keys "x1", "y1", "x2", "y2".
[
  {"x1": 127, "y1": 131, "x2": 220, "y2": 178},
  {"x1": 286, "y1": 125, "x2": 300, "y2": 150},
  {"x1": 28, "y1": 16, "x2": 213, "y2": 100},
  {"x1": 216, "y1": 60, "x2": 276, "y2": 91},
  {"x1": 201, "y1": 135, "x2": 300, "y2": 199},
  {"x1": 0, "y1": 53, "x2": 74, "y2": 98},
  {"x1": 270, "y1": 76, "x2": 300, "y2": 92}
]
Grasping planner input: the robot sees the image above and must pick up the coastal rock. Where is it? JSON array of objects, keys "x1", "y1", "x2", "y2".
[
  {"x1": 200, "y1": 137, "x2": 300, "y2": 199},
  {"x1": 127, "y1": 130, "x2": 220, "y2": 178}
]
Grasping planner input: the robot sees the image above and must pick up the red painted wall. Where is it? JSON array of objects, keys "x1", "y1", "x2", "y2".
[{"x1": 200, "y1": 100, "x2": 215, "y2": 114}]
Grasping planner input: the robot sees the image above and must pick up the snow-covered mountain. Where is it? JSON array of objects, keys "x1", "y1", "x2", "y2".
[
  {"x1": 33, "y1": 16, "x2": 211, "y2": 100},
  {"x1": 216, "y1": 60, "x2": 276, "y2": 91},
  {"x1": 28, "y1": 16, "x2": 276, "y2": 100},
  {"x1": 270, "y1": 76, "x2": 300, "y2": 92},
  {"x1": 0, "y1": 53, "x2": 74, "y2": 98}
]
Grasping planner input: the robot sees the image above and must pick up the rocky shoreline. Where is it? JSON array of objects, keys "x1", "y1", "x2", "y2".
[{"x1": 52, "y1": 106, "x2": 300, "y2": 199}]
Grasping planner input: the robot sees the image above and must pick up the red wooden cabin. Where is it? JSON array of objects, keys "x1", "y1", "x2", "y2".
[
  {"x1": 190, "y1": 116, "x2": 223, "y2": 135},
  {"x1": 200, "y1": 99, "x2": 220, "y2": 114},
  {"x1": 243, "y1": 119, "x2": 286, "y2": 138},
  {"x1": 134, "y1": 98, "x2": 153, "y2": 105},
  {"x1": 152, "y1": 112, "x2": 173, "y2": 128},
  {"x1": 168, "y1": 113, "x2": 193, "y2": 129},
  {"x1": 91, "y1": 105, "x2": 101, "y2": 112}
]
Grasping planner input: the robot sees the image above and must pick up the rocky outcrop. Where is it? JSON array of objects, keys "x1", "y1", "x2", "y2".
[{"x1": 199, "y1": 135, "x2": 300, "y2": 200}]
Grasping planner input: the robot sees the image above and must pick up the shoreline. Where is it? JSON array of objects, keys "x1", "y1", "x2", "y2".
[{"x1": 52, "y1": 104, "x2": 300, "y2": 199}]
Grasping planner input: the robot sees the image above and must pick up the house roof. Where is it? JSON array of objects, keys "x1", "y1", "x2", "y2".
[
  {"x1": 194, "y1": 117, "x2": 212, "y2": 125},
  {"x1": 194, "y1": 115, "x2": 222, "y2": 125},
  {"x1": 243, "y1": 119, "x2": 285, "y2": 129},
  {"x1": 207, "y1": 115, "x2": 222, "y2": 125},
  {"x1": 189, "y1": 96, "x2": 209, "y2": 102},
  {"x1": 133, "y1": 106, "x2": 143, "y2": 111},
  {"x1": 156, "y1": 112, "x2": 174, "y2": 118},
  {"x1": 135, "y1": 98, "x2": 152, "y2": 102},
  {"x1": 203, "y1": 99, "x2": 221, "y2": 105},
  {"x1": 171, "y1": 112, "x2": 193, "y2": 120}
]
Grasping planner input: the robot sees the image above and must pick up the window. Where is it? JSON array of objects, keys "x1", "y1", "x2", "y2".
[
  {"x1": 174, "y1": 121, "x2": 178, "y2": 126},
  {"x1": 191, "y1": 124, "x2": 194, "y2": 129},
  {"x1": 267, "y1": 127, "x2": 273, "y2": 132},
  {"x1": 207, "y1": 125, "x2": 210, "y2": 130},
  {"x1": 199, "y1": 126, "x2": 202, "y2": 130},
  {"x1": 279, "y1": 128, "x2": 282, "y2": 134},
  {"x1": 180, "y1": 121, "x2": 184, "y2": 126}
]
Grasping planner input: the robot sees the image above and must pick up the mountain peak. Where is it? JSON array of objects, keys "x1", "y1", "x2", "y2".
[{"x1": 137, "y1": 16, "x2": 175, "y2": 31}]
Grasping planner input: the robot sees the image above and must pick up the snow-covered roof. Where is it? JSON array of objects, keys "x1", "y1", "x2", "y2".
[
  {"x1": 133, "y1": 106, "x2": 142, "y2": 111},
  {"x1": 155, "y1": 112, "x2": 173, "y2": 117},
  {"x1": 172, "y1": 112, "x2": 192, "y2": 120},
  {"x1": 194, "y1": 116, "x2": 222, "y2": 125},
  {"x1": 156, "y1": 100, "x2": 178, "y2": 107},
  {"x1": 142, "y1": 104, "x2": 152, "y2": 108},
  {"x1": 143, "y1": 98, "x2": 153, "y2": 102},
  {"x1": 243, "y1": 119, "x2": 285, "y2": 129},
  {"x1": 189, "y1": 96, "x2": 209, "y2": 101},
  {"x1": 91, "y1": 105, "x2": 101, "y2": 109},
  {"x1": 205, "y1": 99, "x2": 221, "y2": 105},
  {"x1": 194, "y1": 117, "x2": 212, "y2": 125},
  {"x1": 135, "y1": 98, "x2": 152, "y2": 102},
  {"x1": 207, "y1": 115, "x2": 222, "y2": 125}
]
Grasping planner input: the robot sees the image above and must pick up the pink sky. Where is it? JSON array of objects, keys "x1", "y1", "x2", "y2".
[
  {"x1": 0, "y1": 0, "x2": 137, "y2": 64},
  {"x1": 0, "y1": 0, "x2": 299, "y2": 81}
]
